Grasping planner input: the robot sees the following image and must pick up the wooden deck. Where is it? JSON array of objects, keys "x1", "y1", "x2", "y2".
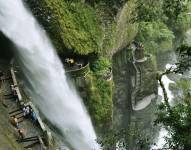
[{"x1": 0, "y1": 64, "x2": 52, "y2": 149}]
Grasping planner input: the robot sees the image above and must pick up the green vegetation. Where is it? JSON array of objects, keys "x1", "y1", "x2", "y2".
[
  {"x1": 135, "y1": 0, "x2": 191, "y2": 54},
  {"x1": 26, "y1": 0, "x2": 138, "y2": 56},
  {"x1": 45, "y1": 1, "x2": 103, "y2": 55},
  {"x1": 155, "y1": 45, "x2": 191, "y2": 149},
  {"x1": 136, "y1": 21, "x2": 175, "y2": 54},
  {"x1": 85, "y1": 73, "x2": 113, "y2": 127},
  {"x1": 173, "y1": 1, "x2": 191, "y2": 35},
  {"x1": 91, "y1": 57, "x2": 111, "y2": 76},
  {"x1": 25, "y1": 0, "x2": 139, "y2": 127},
  {"x1": 84, "y1": 57, "x2": 113, "y2": 126},
  {"x1": 163, "y1": 0, "x2": 187, "y2": 20},
  {"x1": 137, "y1": 0, "x2": 166, "y2": 22},
  {"x1": 170, "y1": 79, "x2": 191, "y2": 93},
  {"x1": 155, "y1": 94, "x2": 191, "y2": 149},
  {"x1": 25, "y1": 0, "x2": 191, "y2": 135},
  {"x1": 26, "y1": 0, "x2": 103, "y2": 54}
]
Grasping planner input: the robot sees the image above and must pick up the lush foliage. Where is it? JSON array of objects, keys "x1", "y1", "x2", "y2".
[
  {"x1": 85, "y1": 73, "x2": 113, "y2": 126},
  {"x1": 163, "y1": 0, "x2": 187, "y2": 20},
  {"x1": 26, "y1": 0, "x2": 103, "y2": 55},
  {"x1": 136, "y1": 0, "x2": 166, "y2": 22},
  {"x1": 136, "y1": 0, "x2": 187, "y2": 22},
  {"x1": 136, "y1": 0, "x2": 190, "y2": 53},
  {"x1": 172, "y1": 2, "x2": 191, "y2": 35},
  {"x1": 91, "y1": 57, "x2": 111, "y2": 75},
  {"x1": 155, "y1": 45, "x2": 191, "y2": 150},
  {"x1": 136, "y1": 21, "x2": 175, "y2": 54},
  {"x1": 86, "y1": 0, "x2": 125, "y2": 15},
  {"x1": 84, "y1": 57, "x2": 113, "y2": 126},
  {"x1": 170, "y1": 79, "x2": 191, "y2": 94},
  {"x1": 155, "y1": 93, "x2": 191, "y2": 150},
  {"x1": 45, "y1": 0, "x2": 103, "y2": 55},
  {"x1": 26, "y1": 0, "x2": 191, "y2": 138}
]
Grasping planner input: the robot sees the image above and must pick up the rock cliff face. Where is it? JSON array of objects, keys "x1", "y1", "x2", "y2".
[
  {"x1": 24, "y1": 0, "x2": 138, "y2": 127},
  {"x1": 112, "y1": 47, "x2": 157, "y2": 135},
  {"x1": 0, "y1": 32, "x2": 14, "y2": 59},
  {"x1": 24, "y1": 0, "x2": 157, "y2": 128}
]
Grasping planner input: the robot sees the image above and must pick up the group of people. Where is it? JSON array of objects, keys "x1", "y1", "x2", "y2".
[
  {"x1": 10, "y1": 115, "x2": 26, "y2": 139},
  {"x1": 65, "y1": 58, "x2": 83, "y2": 68},
  {"x1": 10, "y1": 105, "x2": 37, "y2": 139},
  {"x1": 22, "y1": 104, "x2": 37, "y2": 123},
  {"x1": 4, "y1": 69, "x2": 39, "y2": 140},
  {"x1": 65, "y1": 58, "x2": 75, "y2": 66}
]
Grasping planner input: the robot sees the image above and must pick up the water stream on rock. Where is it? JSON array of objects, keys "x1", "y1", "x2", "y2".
[{"x1": 0, "y1": 0, "x2": 99, "y2": 149}]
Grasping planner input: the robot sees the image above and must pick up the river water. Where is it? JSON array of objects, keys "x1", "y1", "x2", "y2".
[{"x1": 0, "y1": 0, "x2": 99, "y2": 149}]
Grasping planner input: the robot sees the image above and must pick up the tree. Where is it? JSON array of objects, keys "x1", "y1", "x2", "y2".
[
  {"x1": 163, "y1": 0, "x2": 187, "y2": 20},
  {"x1": 155, "y1": 44, "x2": 191, "y2": 150},
  {"x1": 136, "y1": 21, "x2": 175, "y2": 54},
  {"x1": 136, "y1": 0, "x2": 166, "y2": 22}
]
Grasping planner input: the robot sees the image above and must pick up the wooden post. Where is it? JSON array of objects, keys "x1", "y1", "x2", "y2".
[
  {"x1": 10, "y1": 67, "x2": 22, "y2": 103},
  {"x1": 38, "y1": 136, "x2": 46, "y2": 150}
]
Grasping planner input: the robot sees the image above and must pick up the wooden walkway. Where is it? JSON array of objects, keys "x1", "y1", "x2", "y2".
[{"x1": 0, "y1": 64, "x2": 52, "y2": 149}]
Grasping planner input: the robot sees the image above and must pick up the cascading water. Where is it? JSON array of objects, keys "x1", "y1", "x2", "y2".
[
  {"x1": 0, "y1": 0, "x2": 99, "y2": 149},
  {"x1": 152, "y1": 64, "x2": 175, "y2": 149}
]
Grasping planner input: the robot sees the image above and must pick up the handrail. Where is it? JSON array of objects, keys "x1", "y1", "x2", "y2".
[
  {"x1": 10, "y1": 64, "x2": 52, "y2": 147},
  {"x1": 65, "y1": 63, "x2": 90, "y2": 77},
  {"x1": 10, "y1": 67, "x2": 23, "y2": 103},
  {"x1": 65, "y1": 63, "x2": 89, "y2": 73},
  {"x1": 26, "y1": 101, "x2": 46, "y2": 132}
]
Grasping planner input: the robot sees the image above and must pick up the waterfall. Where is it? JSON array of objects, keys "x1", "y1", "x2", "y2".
[{"x1": 0, "y1": 0, "x2": 99, "y2": 149}]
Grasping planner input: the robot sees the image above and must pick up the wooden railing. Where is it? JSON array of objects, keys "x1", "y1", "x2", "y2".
[
  {"x1": 65, "y1": 63, "x2": 90, "y2": 77},
  {"x1": 10, "y1": 65, "x2": 52, "y2": 147},
  {"x1": 10, "y1": 67, "x2": 23, "y2": 104}
]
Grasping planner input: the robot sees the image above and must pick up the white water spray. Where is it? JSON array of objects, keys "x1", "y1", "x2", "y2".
[
  {"x1": 152, "y1": 64, "x2": 175, "y2": 149},
  {"x1": 0, "y1": 0, "x2": 99, "y2": 149}
]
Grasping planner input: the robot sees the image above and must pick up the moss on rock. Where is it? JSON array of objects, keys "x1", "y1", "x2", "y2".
[
  {"x1": 83, "y1": 57, "x2": 113, "y2": 127},
  {"x1": 26, "y1": 0, "x2": 103, "y2": 55},
  {"x1": 84, "y1": 72, "x2": 113, "y2": 127}
]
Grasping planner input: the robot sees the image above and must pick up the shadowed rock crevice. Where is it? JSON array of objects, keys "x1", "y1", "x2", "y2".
[{"x1": 0, "y1": 32, "x2": 14, "y2": 59}]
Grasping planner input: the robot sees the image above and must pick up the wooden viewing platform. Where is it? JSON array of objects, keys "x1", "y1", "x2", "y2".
[{"x1": 7, "y1": 65, "x2": 53, "y2": 149}]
